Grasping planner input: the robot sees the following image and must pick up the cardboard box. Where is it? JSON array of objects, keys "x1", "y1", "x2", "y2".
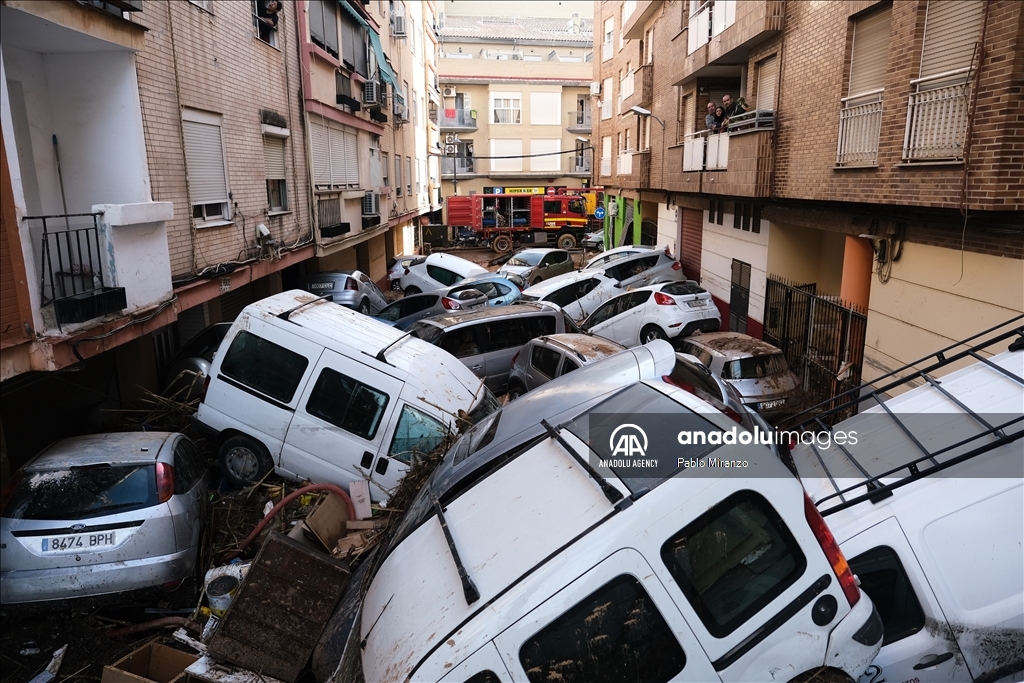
[
  {"x1": 304, "y1": 492, "x2": 350, "y2": 552},
  {"x1": 102, "y1": 642, "x2": 198, "y2": 683}
]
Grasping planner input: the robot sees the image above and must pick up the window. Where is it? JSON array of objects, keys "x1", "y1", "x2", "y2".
[
  {"x1": 678, "y1": 91, "x2": 694, "y2": 143},
  {"x1": 729, "y1": 259, "x2": 751, "y2": 333},
  {"x1": 382, "y1": 152, "x2": 389, "y2": 188},
  {"x1": 221, "y1": 331, "x2": 309, "y2": 403},
  {"x1": 263, "y1": 136, "x2": 287, "y2": 211},
  {"x1": 755, "y1": 55, "x2": 778, "y2": 111},
  {"x1": 722, "y1": 352, "x2": 789, "y2": 381},
  {"x1": 426, "y1": 264, "x2": 460, "y2": 286},
  {"x1": 5, "y1": 465, "x2": 157, "y2": 521},
  {"x1": 546, "y1": 278, "x2": 600, "y2": 308},
  {"x1": 491, "y1": 92, "x2": 522, "y2": 124},
  {"x1": 837, "y1": 6, "x2": 892, "y2": 166},
  {"x1": 600, "y1": 136, "x2": 612, "y2": 176},
  {"x1": 173, "y1": 439, "x2": 205, "y2": 495},
  {"x1": 602, "y1": 17, "x2": 614, "y2": 61},
  {"x1": 904, "y1": 0, "x2": 984, "y2": 161},
  {"x1": 559, "y1": 358, "x2": 579, "y2": 376},
  {"x1": 306, "y1": 368, "x2": 390, "y2": 440},
  {"x1": 530, "y1": 92, "x2": 561, "y2": 125},
  {"x1": 182, "y1": 109, "x2": 230, "y2": 223},
  {"x1": 310, "y1": 120, "x2": 359, "y2": 189},
  {"x1": 601, "y1": 78, "x2": 613, "y2": 119},
  {"x1": 732, "y1": 203, "x2": 761, "y2": 233},
  {"x1": 406, "y1": 156, "x2": 412, "y2": 195},
  {"x1": 530, "y1": 140, "x2": 561, "y2": 172},
  {"x1": 519, "y1": 574, "x2": 687, "y2": 683},
  {"x1": 439, "y1": 327, "x2": 480, "y2": 358},
  {"x1": 340, "y1": 9, "x2": 368, "y2": 75},
  {"x1": 395, "y1": 155, "x2": 403, "y2": 196},
  {"x1": 491, "y1": 139, "x2": 523, "y2": 172},
  {"x1": 848, "y1": 546, "x2": 926, "y2": 646},
  {"x1": 661, "y1": 490, "x2": 806, "y2": 637},
  {"x1": 308, "y1": 0, "x2": 338, "y2": 57},
  {"x1": 707, "y1": 199, "x2": 724, "y2": 225},
  {"x1": 531, "y1": 345, "x2": 561, "y2": 379},
  {"x1": 253, "y1": 0, "x2": 281, "y2": 47},
  {"x1": 386, "y1": 404, "x2": 448, "y2": 465}
]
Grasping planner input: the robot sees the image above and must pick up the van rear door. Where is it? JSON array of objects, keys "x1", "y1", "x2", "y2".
[{"x1": 281, "y1": 349, "x2": 403, "y2": 499}]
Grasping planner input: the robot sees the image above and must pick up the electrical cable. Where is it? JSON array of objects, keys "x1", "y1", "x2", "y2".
[{"x1": 69, "y1": 296, "x2": 179, "y2": 363}]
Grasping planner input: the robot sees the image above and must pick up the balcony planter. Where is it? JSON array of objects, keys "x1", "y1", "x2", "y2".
[{"x1": 54, "y1": 287, "x2": 127, "y2": 324}]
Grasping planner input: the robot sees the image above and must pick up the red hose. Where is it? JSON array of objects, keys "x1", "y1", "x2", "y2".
[
  {"x1": 219, "y1": 483, "x2": 356, "y2": 563},
  {"x1": 107, "y1": 616, "x2": 201, "y2": 639}
]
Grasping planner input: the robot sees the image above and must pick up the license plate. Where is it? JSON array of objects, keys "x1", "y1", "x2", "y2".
[
  {"x1": 758, "y1": 398, "x2": 786, "y2": 410},
  {"x1": 687, "y1": 300, "x2": 706, "y2": 308},
  {"x1": 308, "y1": 282, "x2": 334, "y2": 291},
  {"x1": 42, "y1": 531, "x2": 117, "y2": 553}
]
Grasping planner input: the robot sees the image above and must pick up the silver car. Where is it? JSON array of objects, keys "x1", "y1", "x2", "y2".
[
  {"x1": 497, "y1": 248, "x2": 575, "y2": 286},
  {"x1": 506, "y1": 333, "x2": 626, "y2": 399},
  {"x1": 302, "y1": 270, "x2": 389, "y2": 314},
  {"x1": 675, "y1": 332, "x2": 803, "y2": 421},
  {"x1": 1, "y1": 432, "x2": 209, "y2": 605}
]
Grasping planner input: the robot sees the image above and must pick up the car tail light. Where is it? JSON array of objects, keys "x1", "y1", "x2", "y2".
[
  {"x1": 671, "y1": 261, "x2": 682, "y2": 271},
  {"x1": 0, "y1": 470, "x2": 24, "y2": 515},
  {"x1": 156, "y1": 462, "x2": 175, "y2": 504},
  {"x1": 654, "y1": 291, "x2": 675, "y2": 305},
  {"x1": 344, "y1": 278, "x2": 359, "y2": 291},
  {"x1": 664, "y1": 246, "x2": 673, "y2": 257},
  {"x1": 441, "y1": 297, "x2": 461, "y2": 310},
  {"x1": 804, "y1": 493, "x2": 860, "y2": 606}
]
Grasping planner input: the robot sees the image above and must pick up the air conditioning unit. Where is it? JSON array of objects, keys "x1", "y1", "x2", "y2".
[
  {"x1": 442, "y1": 86, "x2": 457, "y2": 98},
  {"x1": 444, "y1": 144, "x2": 457, "y2": 154},
  {"x1": 392, "y1": 15, "x2": 407, "y2": 37},
  {"x1": 590, "y1": 81, "x2": 602, "y2": 95},
  {"x1": 444, "y1": 134, "x2": 457, "y2": 144},
  {"x1": 362, "y1": 192, "x2": 380, "y2": 216},
  {"x1": 394, "y1": 103, "x2": 409, "y2": 121},
  {"x1": 363, "y1": 80, "x2": 380, "y2": 106}
]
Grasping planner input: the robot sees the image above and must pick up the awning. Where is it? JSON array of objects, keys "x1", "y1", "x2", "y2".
[
  {"x1": 366, "y1": 28, "x2": 397, "y2": 87},
  {"x1": 338, "y1": 0, "x2": 369, "y2": 29}
]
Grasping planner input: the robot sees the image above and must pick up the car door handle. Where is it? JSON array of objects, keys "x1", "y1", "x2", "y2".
[
  {"x1": 375, "y1": 458, "x2": 389, "y2": 475},
  {"x1": 913, "y1": 652, "x2": 955, "y2": 670},
  {"x1": 470, "y1": 364, "x2": 484, "y2": 371},
  {"x1": 360, "y1": 451, "x2": 373, "y2": 468}
]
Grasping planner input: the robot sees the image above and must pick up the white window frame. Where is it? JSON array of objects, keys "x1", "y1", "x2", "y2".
[
  {"x1": 262, "y1": 125, "x2": 290, "y2": 213},
  {"x1": 603, "y1": 17, "x2": 614, "y2": 61},
  {"x1": 253, "y1": 0, "x2": 279, "y2": 48},
  {"x1": 182, "y1": 108, "x2": 231, "y2": 226},
  {"x1": 491, "y1": 92, "x2": 522, "y2": 125}
]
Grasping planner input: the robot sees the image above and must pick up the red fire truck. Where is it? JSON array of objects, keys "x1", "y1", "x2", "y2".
[{"x1": 445, "y1": 190, "x2": 603, "y2": 253}]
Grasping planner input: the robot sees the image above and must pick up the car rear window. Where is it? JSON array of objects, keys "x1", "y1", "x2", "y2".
[
  {"x1": 221, "y1": 330, "x2": 309, "y2": 402},
  {"x1": 723, "y1": 352, "x2": 790, "y2": 380},
  {"x1": 660, "y1": 490, "x2": 806, "y2": 637},
  {"x1": 5, "y1": 465, "x2": 157, "y2": 521},
  {"x1": 662, "y1": 281, "x2": 705, "y2": 296},
  {"x1": 407, "y1": 322, "x2": 444, "y2": 345}
]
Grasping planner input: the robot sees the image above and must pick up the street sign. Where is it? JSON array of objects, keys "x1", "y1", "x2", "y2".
[{"x1": 594, "y1": 206, "x2": 606, "y2": 220}]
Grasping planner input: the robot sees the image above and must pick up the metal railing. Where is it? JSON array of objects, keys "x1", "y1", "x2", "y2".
[
  {"x1": 618, "y1": 151, "x2": 633, "y2": 175},
  {"x1": 439, "y1": 108, "x2": 477, "y2": 128},
  {"x1": 682, "y1": 130, "x2": 729, "y2": 171},
  {"x1": 567, "y1": 109, "x2": 592, "y2": 130},
  {"x1": 903, "y1": 69, "x2": 971, "y2": 161},
  {"x1": 836, "y1": 89, "x2": 884, "y2": 166},
  {"x1": 687, "y1": 1, "x2": 711, "y2": 54},
  {"x1": 440, "y1": 157, "x2": 476, "y2": 175},
  {"x1": 572, "y1": 155, "x2": 593, "y2": 174},
  {"x1": 600, "y1": 156, "x2": 612, "y2": 177},
  {"x1": 33, "y1": 213, "x2": 105, "y2": 304},
  {"x1": 726, "y1": 108, "x2": 776, "y2": 133},
  {"x1": 601, "y1": 98, "x2": 612, "y2": 120},
  {"x1": 683, "y1": 132, "x2": 706, "y2": 171}
]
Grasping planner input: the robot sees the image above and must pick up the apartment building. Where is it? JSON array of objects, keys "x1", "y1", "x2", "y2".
[
  {"x1": 436, "y1": 1, "x2": 595, "y2": 198},
  {"x1": 299, "y1": 0, "x2": 437, "y2": 277},
  {"x1": 595, "y1": 0, "x2": 1023, "y2": 398}
]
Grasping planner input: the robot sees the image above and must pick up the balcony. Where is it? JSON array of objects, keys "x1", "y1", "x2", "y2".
[
  {"x1": 439, "y1": 108, "x2": 477, "y2": 131},
  {"x1": 673, "y1": 0, "x2": 784, "y2": 85},
  {"x1": 618, "y1": 150, "x2": 651, "y2": 189},
  {"x1": 903, "y1": 71, "x2": 971, "y2": 162},
  {"x1": 678, "y1": 110, "x2": 776, "y2": 197},
  {"x1": 623, "y1": 64, "x2": 653, "y2": 110},
  {"x1": 567, "y1": 109, "x2": 593, "y2": 133},
  {"x1": 837, "y1": 91, "x2": 884, "y2": 167},
  {"x1": 624, "y1": 1, "x2": 664, "y2": 39},
  {"x1": 440, "y1": 158, "x2": 478, "y2": 177},
  {"x1": 569, "y1": 154, "x2": 593, "y2": 176}
]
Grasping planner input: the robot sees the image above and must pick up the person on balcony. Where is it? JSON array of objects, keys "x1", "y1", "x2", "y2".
[
  {"x1": 711, "y1": 106, "x2": 726, "y2": 133},
  {"x1": 705, "y1": 102, "x2": 723, "y2": 132},
  {"x1": 722, "y1": 94, "x2": 748, "y2": 129}
]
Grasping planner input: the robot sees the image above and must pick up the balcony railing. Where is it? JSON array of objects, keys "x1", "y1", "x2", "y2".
[
  {"x1": 683, "y1": 132, "x2": 707, "y2": 172},
  {"x1": 571, "y1": 155, "x2": 593, "y2": 174},
  {"x1": 688, "y1": 1, "x2": 711, "y2": 54},
  {"x1": 903, "y1": 70, "x2": 971, "y2": 161},
  {"x1": 711, "y1": 0, "x2": 737, "y2": 37},
  {"x1": 567, "y1": 109, "x2": 593, "y2": 132},
  {"x1": 30, "y1": 212, "x2": 126, "y2": 330},
  {"x1": 439, "y1": 108, "x2": 477, "y2": 129},
  {"x1": 837, "y1": 90, "x2": 884, "y2": 167},
  {"x1": 682, "y1": 111, "x2": 775, "y2": 172},
  {"x1": 600, "y1": 156, "x2": 612, "y2": 177},
  {"x1": 601, "y1": 98, "x2": 612, "y2": 120},
  {"x1": 440, "y1": 158, "x2": 477, "y2": 175}
]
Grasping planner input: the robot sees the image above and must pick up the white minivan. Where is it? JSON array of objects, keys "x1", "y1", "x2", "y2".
[
  {"x1": 193, "y1": 291, "x2": 499, "y2": 501},
  {"x1": 350, "y1": 341, "x2": 883, "y2": 683},
  {"x1": 788, "y1": 327, "x2": 1024, "y2": 683}
]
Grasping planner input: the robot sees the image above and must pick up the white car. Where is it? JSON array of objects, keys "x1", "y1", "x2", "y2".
[
  {"x1": 386, "y1": 254, "x2": 415, "y2": 291},
  {"x1": 399, "y1": 252, "x2": 488, "y2": 294},
  {"x1": 580, "y1": 281, "x2": 722, "y2": 346},
  {"x1": 519, "y1": 247, "x2": 687, "y2": 322},
  {"x1": 582, "y1": 244, "x2": 658, "y2": 270}
]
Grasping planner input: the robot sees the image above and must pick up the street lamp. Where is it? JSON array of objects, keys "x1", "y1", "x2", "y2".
[{"x1": 630, "y1": 106, "x2": 666, "y2": 189}]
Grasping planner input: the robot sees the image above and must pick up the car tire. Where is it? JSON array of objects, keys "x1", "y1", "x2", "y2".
[
  {"x1": 640, "y1": 324, "x2": 667, "y2": 344},
  {"x1": 404, "y1": 285, "x2": 421, "y2": 296},
  {"x1": 506, "y1": 382, "x2": 526, "y2": 401},
  {"x1": 531, "y1": 277, "x2": 542, "y2": 286},
  {"x1": 492, "y1": 235, "x2": 513, "y2": 254},
  {"x1": 557, "y1": 233, "x2": 577, "y2": 250},
  {"x1": 220, "y1": 435, "x2": 274, "y2": 488},
  {"x1": 358, "y1": 299, "x2": 370, "y2": 315},
  {"x1": 390, "y1": 279, "x2": 402, "y2": 291}
]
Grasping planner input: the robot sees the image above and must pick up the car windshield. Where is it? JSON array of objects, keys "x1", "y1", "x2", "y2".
[
  {"x1": 723, "y1": 353, "x2": 790, "y2": 380},
  {"x1": 5, "y1": 464, "x2": 157, "y2": 521},
  {"x1": 662, "y1": 281, "x2": 705, "y2": 296},
  {"x1": 376, "y1": 301, "x2": 405, "y2": 322},
  {"x1": 466, "y1": 387, "x2": 501, "y2": 426},
  {"x1": 507, "y1": 252, "x2": 544, "y2": 267},
  {"x1": 406, "y1": 322, "x2": 444, "y2": 345}
]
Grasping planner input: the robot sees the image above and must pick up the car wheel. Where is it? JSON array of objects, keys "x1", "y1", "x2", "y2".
[
  {"x1": 506, "y1": 383, "x2": 526, "y2": 401},
  {"x1": 557, "y1": 233, "x2": 577, "y2": 250},
  {"x1": 640, "y1": 325, "x2": 667, "y2": 344},
  {"x1": 404, "y1": 285, "x2": 421, "y2": 296},
  {"x1": 531, "y1": 277, "x2": 542, "y2": 286},
  {"x1": 492, "y1": 235, "x2": 513, "y2": 253},
  {"x1": 390, "y1": 279, "x2": 402, "y2": 291},
  {"x1": 219, "y1": 435, "x2": 273, "y2": 488},
  {"x1": 358, "y1": 299, "x2": 370, "y2": 315}
]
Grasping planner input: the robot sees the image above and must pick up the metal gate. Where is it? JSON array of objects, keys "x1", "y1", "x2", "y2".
[{"x1": 764, "y1": 275, "x2": 867, "y2": 423}]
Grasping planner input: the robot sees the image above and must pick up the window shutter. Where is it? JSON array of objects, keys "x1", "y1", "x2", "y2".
[
  {"x1": 756, "y1": 55, "x2": 778, "y2": 111},
  {"x1": 683, "y1": 93, "x2": 695, "y2": 136},
  {"x1": 328, "y1": 127, "x2": 347, "y2": 186},
  {"x1": 263, "y1": 137, "x2": 286, "y2": 180},
  {"x1": 848, "y1": 7, "x2": 892, "y2": 98},
  {"x1": 309, "y1": 0, "x2": 325, "y2": 46},
  {"x1": 182, "y1": 120, "x2": 228, "y2": 204},
  {"x1": 324, "y1": 3, "x2": 340, "y2": 57},
  {"x1": 344, "y1": 130, "x2": 359, "y2": 186},
  {"x1": 310, "y1": 120, "x2": 331, "y2": 186},
  {"x1": 919, "y1": 0, "x2": 984, "y2": 80}
]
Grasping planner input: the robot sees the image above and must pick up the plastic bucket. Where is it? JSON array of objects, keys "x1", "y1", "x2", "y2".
[{"x1": 207, "y1": 575, "x2": 240, "y2": 617}]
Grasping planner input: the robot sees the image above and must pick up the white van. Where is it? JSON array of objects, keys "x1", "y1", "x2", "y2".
[
  {"x1": 193, "y1": 291, "x2": 499, "y2": 501},
  {"x1": 789, "y1": 328, "x2": 1024, "y2": 683},
  {"x1": 352, "y1": 346, "x2": 883, "y2": 683}
]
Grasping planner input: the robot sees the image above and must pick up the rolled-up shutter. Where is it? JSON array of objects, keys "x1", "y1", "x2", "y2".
[
  {"x1": 919, "y1": 0, "x2": 984, "y2": 80},
  {"x1": 263, "y1": 137, "x2": 286, "y2": 180},
  {"x1": 756, "y1": 55, "x2": 778, "y2": 111},
  {"x1": 328, "y1": 127, "x2": 346, "y2": 186},
  {"x1": 848, "y1": 7, "x2": 892, "y2": 98},
  {"x1": 344, "y1": 131, "x2": 359, "y2": 186},
  {"x1": 310, "y1": 120, "x2": 331, "y2": 186},
  {"x1": 309, "y1": 0, "x2": 325, "y2": 46},
  {"x1": 182, "y1": 120, "x2": 228, "y2": 204}
]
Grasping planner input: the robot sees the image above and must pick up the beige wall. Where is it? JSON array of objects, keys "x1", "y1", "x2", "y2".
[
  {"x1": 863, "y1": 242, "x2": 1024, "y2": 384},
  {"x1": 442, "y1": 1, "x2": 593, "y2": 20},
  {"x1": 766, "y1": 222, "x2": 846, "y2": 296}
]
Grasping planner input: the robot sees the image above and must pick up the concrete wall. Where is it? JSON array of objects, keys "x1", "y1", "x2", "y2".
[
  {"x1": 700, "y1": 208, "x2": 770, "y2": 326},
  {"x1": 765, "y1": 222, "x2": 846, "y2": 296}
]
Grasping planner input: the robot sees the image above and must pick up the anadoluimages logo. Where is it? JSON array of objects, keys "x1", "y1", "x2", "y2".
[{"x1": 609, "y1": 424, "x2": 648, "y2": 458}]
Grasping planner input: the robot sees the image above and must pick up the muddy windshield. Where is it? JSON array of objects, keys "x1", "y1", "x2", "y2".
[
  {"x1": 723, "y1": 353, "x2": 790, "y2": 380},
  {"x1": 507, "y1": 252, "x2": 544, "y2": 267},
  {"x1": 5, "y1": 465, "x2": 157, "y2": 521}
]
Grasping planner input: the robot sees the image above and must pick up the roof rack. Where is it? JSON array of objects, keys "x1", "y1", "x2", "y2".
[{"x1": 786, "y1": 315, "x2": 1023, "y2": 516}]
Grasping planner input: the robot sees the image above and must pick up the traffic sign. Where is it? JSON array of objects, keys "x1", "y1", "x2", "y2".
[{"x1": 594, "y1": 206, "x2": 606, "y2": 220}]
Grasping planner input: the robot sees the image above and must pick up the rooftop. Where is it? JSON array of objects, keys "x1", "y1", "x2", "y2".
[{"x1": 438, "y1": 15, "x2": 593, "y2": 44}]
